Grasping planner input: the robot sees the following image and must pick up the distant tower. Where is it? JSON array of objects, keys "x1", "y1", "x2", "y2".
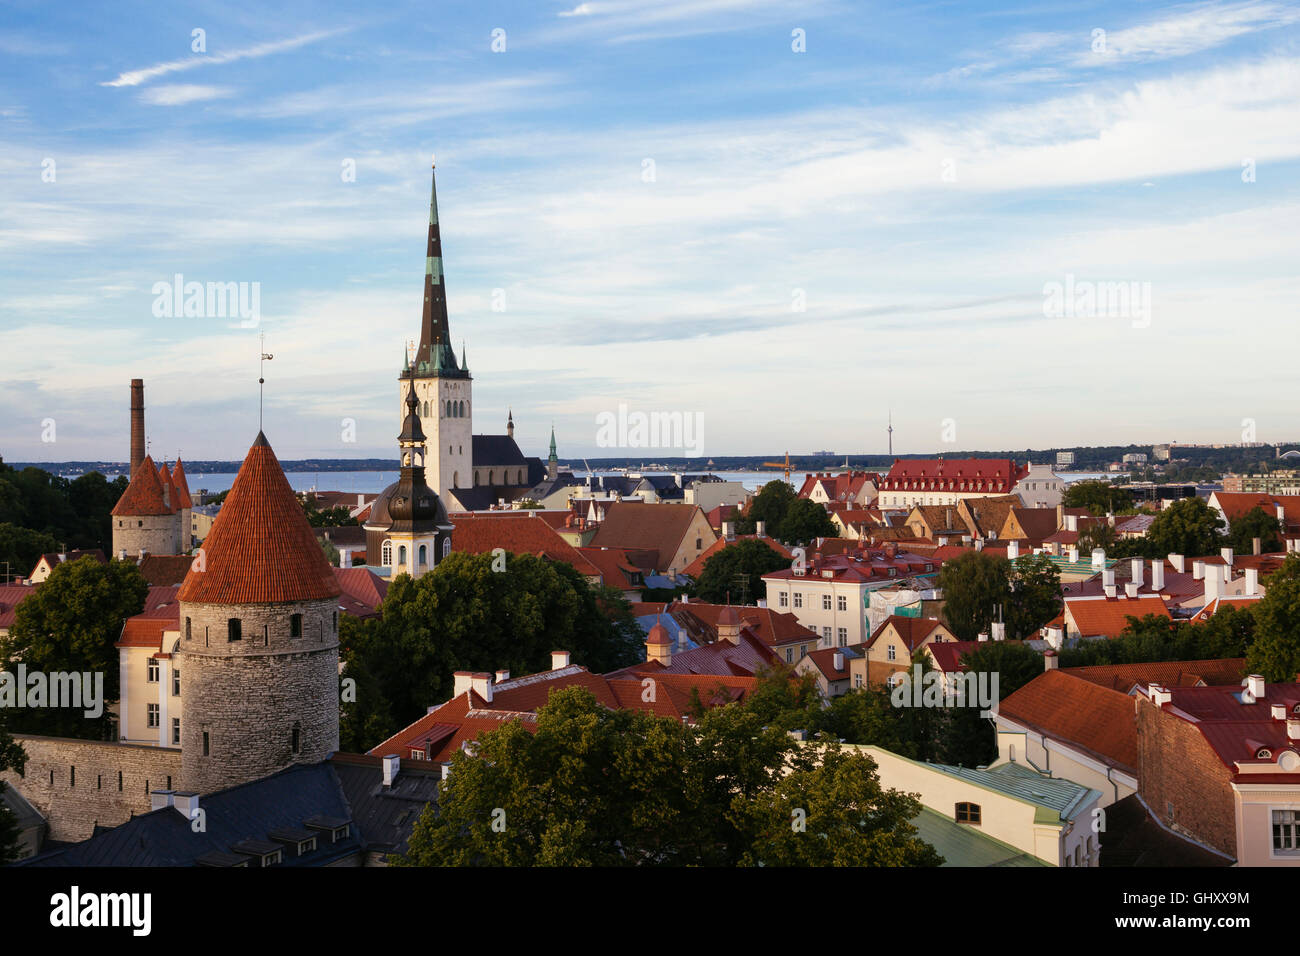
[
  {"x1": 111, "y1": 454, "x2": 180, "y2": 556},
  {"x1": 548, "y1": 426, "x2": 559, "y2": 481},
  {"x1": 401, "y1": 156, "x2": 471, "y2": 499},
  {"x1": 130, "y1": 379, "x2": 145, "y2": 478},
  {"x1": 176, "y1": 431, "x2": 341, "y2": 794},
  {"x1": 507, "y1": 408, "x2": 514, "y2": 440},
  {"x1": 364, "y1": 383, "x2": 453, "y2": 577},
  {"x1": 888, "y1": 410, "x2": 894, "y2": 458}
]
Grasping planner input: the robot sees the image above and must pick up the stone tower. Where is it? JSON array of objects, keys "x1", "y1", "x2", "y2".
[
  {"x1": 402, "y1": 156, "x2": 471, "y2": 499},
  {"x1": 111, "y1": 453, "x2": 181, "y2": 557},
  {"x1": 548, "y1": 426, "x2": 559, "y2": 481},
  {"x1": 363, "y1": 382, "x2": 454, "y2": 576},
  {"x1": 176, "y1": 431, "x2": 341, "y2": 794}
]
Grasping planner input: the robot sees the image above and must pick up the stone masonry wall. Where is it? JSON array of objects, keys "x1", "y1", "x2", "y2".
[{"x1": 1, "y1": 735, "x2": 182, "y2": 843}]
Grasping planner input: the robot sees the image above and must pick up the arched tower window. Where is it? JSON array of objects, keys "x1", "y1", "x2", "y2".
[
  {"x1": 423, "y1": 401, "x2": 429, "y2": 417},
  {"x1": 398, "y1": 545, "x2": 407, "y2": 567},
  {"x1": 446, "y1": 400, "x2": 452, "y2": 418},
  {"x1": 458, "y1": 400, "x2": 465, "y2": 417},
  {"x1": 381, "y1": 540, "x2": 392, "y2": 566},
  {"x1": 442, "y1": 538, "x2": 452, "y2": 559},
  {"x1": 418, "y1": 544, "x2": 427, "y2": 567}
]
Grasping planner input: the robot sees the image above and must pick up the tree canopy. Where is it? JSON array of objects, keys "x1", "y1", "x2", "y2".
[
  {"x1": 1227, "y1": 506, "x2": 1282, "y2": 556},
  {"x1": 692, "y1": 537, "x2": 790, "y2": 603},
  {"x1": 397, "y1": 684, "x2": 943, "y2": 867},
  {"x1": 339, "y1": 551, "x2": 644, "y2": 752},
  {"x1": 0, "y1": 462, "x2": 128, "y2": 558},
  {"x1": 0, "y1": 556, "x2": 148, "y2": 738},
  {"x1": 778, "y1": 497, "x2": 838, "y2": 545},
  {"x1": 936, "y1": 550, "x2": 1011, "y2": 642},
  {"x1": 1062, "y1": 480, "x2": 1133, "y2": 515}
]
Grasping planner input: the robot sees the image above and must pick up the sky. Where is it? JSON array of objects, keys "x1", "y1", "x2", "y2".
[{"x1": 2, "y1": 0, "x2": 1299, "y2": 464}]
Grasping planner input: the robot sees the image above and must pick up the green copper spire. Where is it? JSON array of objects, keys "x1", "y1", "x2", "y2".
[{"x1": 549, "y1": 425, "x2": 557, "y2": 461}]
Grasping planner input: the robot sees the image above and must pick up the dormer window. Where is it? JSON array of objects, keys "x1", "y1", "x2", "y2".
[{"x1": 1257, "y1": 748, "x2": 1273, "y2": 760}]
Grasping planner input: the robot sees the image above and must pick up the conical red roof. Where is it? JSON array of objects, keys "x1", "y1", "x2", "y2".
[
  {"x1": 178, "y1": 432, "x2": 341, "y2": 605},
  {"x1": 112, "y1": 455, "x2": 173, "y2": 516},
  {"x1": 171, "y1": 458, "x2": 194, "y2": 508},
  {"x1": 158, "y1": 462, "x2": 178, "y2": 512}
]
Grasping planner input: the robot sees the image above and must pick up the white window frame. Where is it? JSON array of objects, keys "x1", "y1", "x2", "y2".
[
  {"x1": 147, "y1": 658, "x2": 159, "y2": 683},
  {"x1": 147, "y1": 703, "x2": 160, "y2": 729}
]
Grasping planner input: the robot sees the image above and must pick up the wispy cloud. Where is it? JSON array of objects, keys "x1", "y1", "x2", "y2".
[
  {"x1": 102, "y1": 28, "x2": 346, "y2": 88},
  {"x1": 1081, "y1": 0, "x2": 1300, "y2": 65},
  {"x1": 139, "y1": 85, "x2": 234, "y2": 106}
]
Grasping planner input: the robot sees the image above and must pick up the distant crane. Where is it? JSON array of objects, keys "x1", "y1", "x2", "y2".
[{"x1": 762, "y1": 451, "x2": 793, "y2": 480}]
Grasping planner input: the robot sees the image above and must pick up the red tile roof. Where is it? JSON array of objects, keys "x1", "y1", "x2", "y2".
[
  {"x1": 608, "y1": 629, "x2": 777, "y2": 679},
  {"x1": 30, "y1": 549, "x2": 107, "y2": 577},
  {"x1": 1064, "y1": 658, "x2": 1247, "y2": 694},
  {"x1": 333, "y1": 566, "x2": 389, "y2": 618},
  {"x1": 170, "y1": 458, "x2": 194, "y2": 509},
  {"x1": 588, "y1": 502, "x2": 713, "y2": 572},
  {"x1": 1064, "y1": 595, "x2": 1171, "y2": 638},
  {"x1": 576, "y1": 546, "x2": 643, "y2": 590},
  {"x1": 998, "y1": 670, "x2": 1138, "y2": 773},
  {"x1": 665, "y1": 600, "x2": 816, "y2": 649},
  {"x1": 879, "y1": 458, "x2": 1028, "y2": 494},
  {"x1": 451, "y1": 513, "x2": 602, "y2": 578},
  {"x1": 866, "y1": 615, "x2": 949, "y2": 652},
  {"x1": 0, "y1": 584, "x2": 36, "y2": 629},
  {"x1": 1144, "y1": 682, "x2": 1300, "y2": 779},
  {"x1": 369, "y1": 664, "x2": 757, "y2": 760},
  {"x1": 137, "y1": 554, "x2": 196, "y2": 587},
  {"x1": 177, "y1": 433, "x2": 341, "y2": 605},
  {"x1": 112, "y1": 455, "x2": 175, "y2": 516},
  {"x1": 1212, "y1": 492, "x2": 1300, "y2": 527},
  {"x1": 924, "y1": 639, "x2": 986, "y2": 673},
  {"x1": 802, "y1": 646, "x2": 856, "y2": 681}
]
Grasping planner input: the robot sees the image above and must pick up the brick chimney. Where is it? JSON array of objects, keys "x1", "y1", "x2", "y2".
[
  {"x1": 1150, "y1": 559, "x2": 1165, "y2": 591},
  {"x1": 130, "y1": 379, "x2": 145, "y2": 478},
  {"x1": 551, "y1": 650, "x2": 571, "y2": 670},
  {"x1": 1044, "y1": 650, "x2": 1058, "y2": 670}
]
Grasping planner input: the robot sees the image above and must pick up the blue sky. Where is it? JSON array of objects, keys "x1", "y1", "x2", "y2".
[{"x1": 2, "y1": 0, "x2": 1299, "y2": 464}]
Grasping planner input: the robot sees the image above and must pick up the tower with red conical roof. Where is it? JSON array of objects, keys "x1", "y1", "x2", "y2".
[
  {"x1": 176, "y1": 431, "x2": 341, "y2": 794},
  {"x1": 111, "y1": 454, "x2": 181, "y2": 557}
]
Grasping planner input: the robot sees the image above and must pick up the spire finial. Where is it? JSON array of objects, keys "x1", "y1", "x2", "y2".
[{"x1": 259, "y1": 331, "x2": 274, "y2": 431}]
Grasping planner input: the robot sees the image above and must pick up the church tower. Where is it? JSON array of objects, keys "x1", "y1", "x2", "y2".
[
  {"x1": 176, "y1": 431, "x2": 341, "y2": 794},
  {"x1": 548, "y1": 426, "x2": 559, "y2": 481},
  {"x1": 402, "y1": 157, "x2": 471, "y2": 500},
  {"x1": 363, "y1": 382, "x2": 454, "y2": 577}
]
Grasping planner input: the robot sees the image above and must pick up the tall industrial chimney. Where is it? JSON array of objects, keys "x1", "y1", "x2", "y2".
[{"x1": 130, "y1": 379, "x2": 145, "y2": 477}]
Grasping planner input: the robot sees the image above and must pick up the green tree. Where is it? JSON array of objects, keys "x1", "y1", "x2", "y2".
[
  {"x1": 1062, "y1": 481, "x2": 1133, "y2": 515},
  {"x1": 320, "y1": 537, "x2": 340, "y2": 567},
  {"x1": 734, "y1": 481, "x2": 797, "y2": 535},
  {"x1": 0, "y1": 523, "x2": 60, "y2": 582},
  {"x1": 692, "y1": 537, "x2": 790, "y2": 603},
  {"x1": 1005, "y1": 553, "x2": 1062, "y2": 640},
  {"x1": 0, "y1": 713, "x2": 28, "y2": 864},
  {"x1": 1227, "y1": 506, "x2": 1282, "y2": 555},
  {"x1": 936, "y1": 551, "x2": 1011, "y2": 642},
  {"x1": 778, "y1": 498, "x2": 838, "y2": 545},
  {"x1": 0, "y1": 556, "x2": 148, "y2": 738},
  {"x1": 1146, "y1": 497, "x2": 1226, "y2": 558},
  {"x1": 397, "y1": 686, "x2": 942, "y2": 866},
  {"x1": 339, "y1": 552, "x2": 643, "y2": 750},
  {"x1": 1245, "y1": 556, "x2": 1300, "y2": 681}
]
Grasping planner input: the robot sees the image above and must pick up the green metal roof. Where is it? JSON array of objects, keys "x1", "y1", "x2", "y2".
[
  {"x1": 911, "y1": 807, "x2": 1050, "y2": 867},
  {"x1": 923, "y1": 760, "x2": 1100, "y2": 824}
]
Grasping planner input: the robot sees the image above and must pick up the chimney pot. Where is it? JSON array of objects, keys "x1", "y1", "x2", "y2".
[
  {"x1": 1151, "y1": 560, "x2": 1165, "y2": 591},
  {"x1": 1169, "y1": 553, "x2": 1186, "y2": 573},
  {"x1": 495, "y1": 669, "x2": 510, "y2": 683},
  {"x1": 149, "y1": 789, "x2": 175, "y2": 812},
  {"x1": 1271, "y1": 704, "x2": 1287, "y2": 721},
  {"x1": 1246, "y1": 674, "x2": 1266, "y2": 701},
  {"x1": 1150, "y1": 685, "x2": 1172, "y2": 708},
  {"x1": 1246, "y1": 568, "x2": 1259, "y2": 596},
  {"x1": 1289, "y1": 718, "x2": 1300, "y2": 742},
  {"x1": 1044, "y1": 651, "x2": 1058, "y2": 670},
  {"x1": 382, "y1": 754, "x2": 400, "y2": 787}
]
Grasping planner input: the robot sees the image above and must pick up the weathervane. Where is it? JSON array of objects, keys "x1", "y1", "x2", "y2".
[{"x1": 259, "y1": 331, "x2": 274, "y2": 430}]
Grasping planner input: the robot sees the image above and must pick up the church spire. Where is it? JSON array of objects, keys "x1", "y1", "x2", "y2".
[{"x1": 414, "y1": 155, "x2": 462, "y2": 377}]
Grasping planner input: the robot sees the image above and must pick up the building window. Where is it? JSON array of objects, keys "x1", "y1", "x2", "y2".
[
  {"x1": 778, "y1": 591, "x2": 788, "y2": 608},
  {"x1": 887, "y1": 644, "x2": 896, "y2": 661},
  {"x1": 793, "y1": 593, "x2": 802, "y2": 609},
  {"x1": 147, "y1": 703, "x2": 160, "y2": 728},
  {"x1": 837, "y1": 595, "x2": 847, "y2": 612},
  {"x1": 398, "y1": 545, "x2": 407, "y2": 567},
  {"x1": 419, "y1": 544, "x2": 427, "y2": 566},
  {"x1": 290, "y1": 613, "x2": 303, "y2": 638},
  {"x1": 956, "y1": 802, "x2": 981, "y2": 825},
  {"x1": 171, "y1": 718, "x2": 180, "y2": 745},
  {"x1": 118, "y1": 771, "x2": 123, "y2": 791},
  {"x1": 185, "y1": 617, "x2": 191, "y2": 640},
  {"x1": 442, "y1": 538, "x2": 452, "y2": 559},
  {"x1": 1273, "y1": 810, "x2": 1300, "y2": 854},
  {"x1": 823, "y1": 627, "x2": 832, "y2": 643},
  {"x1": 228, "y1": 618, "x2": 242, "y2": 642},
  {"x1": 854, "y1": 674, "x2": 863, "y2": 689},
  {"x1": 786, "y1": 648, "x2": 794, "y2": 664},
  {"x1": 203, "y1": 731, "x2": 210, "y2": 756},
  {"x1": 70, "y1": 766, "x2": 75, "y2": 788},
  {"x1": 292, "y1": 723, "x2": 301, "y2": 755},
  {"x1": 799, "y1": 645, "x2": 808, "y2": 659},
  {"x1": 837, "y1": 627, "x2": 847, "y2": 646},
  {"x1": 147, "y1": 658, "x2": 159, "y2": 682},
  {"x1": 822, "y1": 595, "x2": 832, "y2": 610},
  {"x1": 381, "y1": 540, "x2": 392, "y2": 566},
  {"x1": 172, "y1": 668, "x2": 181, "y2": 696}
]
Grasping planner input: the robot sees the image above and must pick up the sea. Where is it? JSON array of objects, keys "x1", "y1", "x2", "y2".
[{"x1": 176, "y1": 469, "x2": 1115, "y2": 498}]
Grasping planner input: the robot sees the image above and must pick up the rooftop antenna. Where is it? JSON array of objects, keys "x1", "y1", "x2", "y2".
[
  {"x1": 259, "y1": 331, "x2": 274, "y2": 431},
  {"x1": 888, "y1": 410, "x2": 894, "y2": 458}
]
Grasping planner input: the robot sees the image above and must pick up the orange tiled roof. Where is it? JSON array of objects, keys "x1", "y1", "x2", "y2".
[
  {"x1": 998, "y1": 670, "x2": 1138, "y2": 773},
  {"x1": 111, "y1": 455, "x2": 174, "y2": 517},
  {"x1": 1064, "y1": 594, "x2": 1171, "y2": 638},
  {"x1": 170, "y1": 458, "x2": 194, "y2": 508},
  {"x1": 177, "y1": 432, "x2": 341, "y2": 605},
  {"x1": 588, "y1": 502, "x2": 713, "y2": 572},
  {"x1": 866, "y1": 615, "x2": 949, "y2": 652},
  {"x1": 1064, "y1": 658, "x2": 1247, "y2": 694},
  {"x1": 452, "y1": 513, "x2": 602, "y2": 578}
]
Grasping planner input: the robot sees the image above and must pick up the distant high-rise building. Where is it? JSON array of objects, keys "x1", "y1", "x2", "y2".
[{"x1": 1056, "y1": 451, "x2": 1075, "y2": 469}]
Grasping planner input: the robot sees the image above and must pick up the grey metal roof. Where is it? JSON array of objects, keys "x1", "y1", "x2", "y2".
[
  {"x1": 472, "y1": 434, "x2": 527, "y2": 467},
  {"x1": 924, "y1": 760, "x2": 1100, "y2": 822}
]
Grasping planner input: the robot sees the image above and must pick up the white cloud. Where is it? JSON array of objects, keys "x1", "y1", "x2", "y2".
[
  {"x1": 138, "y1": 85, "x2": 233, "y2": 106},
  {"x1": 558, "y1": 3, "x2": 594, "y2": 15},
  {"x1": 102, "y1": 28, "x2": 346, "y2": 88}
]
